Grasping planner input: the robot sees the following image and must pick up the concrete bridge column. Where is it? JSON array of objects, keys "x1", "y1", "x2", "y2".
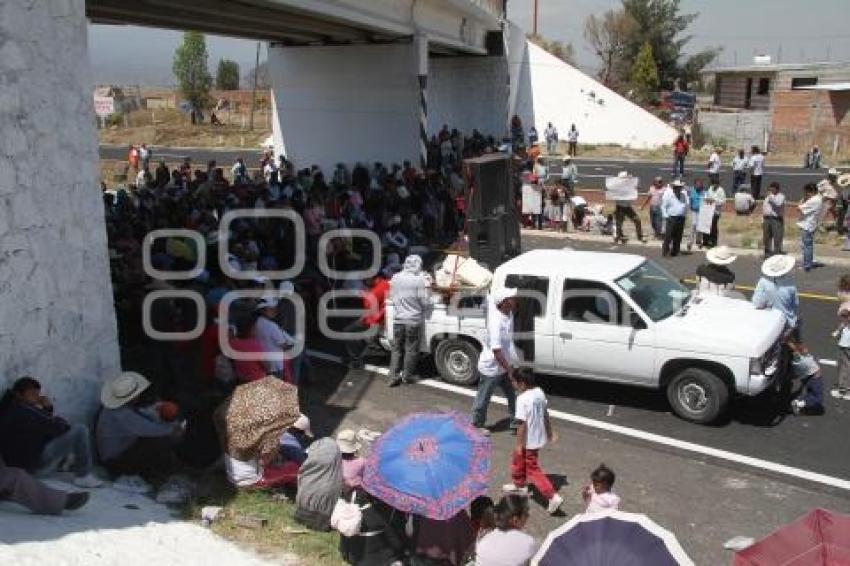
[
  {"x1": 0, "y1": 0, "x2": 120, "y2": 420},
  {"x1": 268, "y1": 41, "x2": 425, "y2": 172}
]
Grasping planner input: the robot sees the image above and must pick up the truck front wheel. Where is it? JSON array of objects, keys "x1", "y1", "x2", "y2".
[
  {"x1": 666, "y1": 367, "x2": 730, "y2": 424},
  {"x1": 434, "y1": 339, "x2": 480, "y2": 386}
]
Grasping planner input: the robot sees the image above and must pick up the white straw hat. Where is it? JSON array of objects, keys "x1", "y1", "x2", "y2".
[
  {"x1": 761, "y1": 254, "x2": 795, "y2": 278},
  {"x1": 101, "y1": 371, "x2": 151, "y2": 409},
  {"x1": 336, "y1": 429, "x2": 361, "y2": 455},
  {"x1": 706, "y1": 246, "x2": 737, "y2": 266}
]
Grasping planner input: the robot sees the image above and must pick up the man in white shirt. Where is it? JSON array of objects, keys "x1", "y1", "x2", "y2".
[
  {"x1": 567, "y1": 124, "x2": 579, "y2": 156},
  {"x1": 543, "y1": 122, "x2": 558, "y2": 154},
  {"x1": 661, "y1": 179, "x2": 688, "y2": 257},
  {"x1": 749, "y1": 145, "x2": 765, "y2": 200},
  {"x1": 731, "y1": 149, "x2": 748, "y2": 190},
  {"x1": 471, "y1": 287, "x2": 519, "y2": 433},
  {"x1": 707, "y1": 147, "x2": 722, "y2": 186},
  {"x1": 254, "y1": 296, "x2": 295, "y2": 378},
  {"x1": 798, "y1": 183, "x2": 823, "y2": 271},
  {"x1": 762, "y1": 182, "x2": 786, "y2": 257}
]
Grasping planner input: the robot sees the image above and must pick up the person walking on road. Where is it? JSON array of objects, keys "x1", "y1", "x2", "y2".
[
  {"x1": 703, "y1": 181, "x2": 726, "y2": 248},
  {"x1": 567, "y1": 124, "x2": 579, "y2": 156},
  {"x1": 686, "y1": 179, "x2": 705, "y2": 251},
  {"x1": 749, "y1": 146, "x2": 765, "y2": 200},
  {"x1": 762, "y1": 182, "x2": 786, "y2": 257},
  {"x1": 797, "y1": 183, "x2": 823, "y2": 272},
  {"x1": 673, "y1": 134, "x2": 689, "y2": 177},
  {"x1": 544, "y1": 122, "x2": 559, "y2": 154},
  {"x1": 387, "y1": 255, "x2": 430, "y2": 387},
  {"x1": 731, "y1": 149, "x2": 748, "y2": 191},
  {"x1": 707, "y1": 147, "x2": 722, "y2": 187},
  {"x1": 640, "y1": 176, "x2": 665, "y2": 239},
  {"x1": 661, "y1": 179, "x2": 688, "y2": 257},
  {"x1": 503, "y1": 370, "x2": 563, "y2": 515},
  {"x1": 471, "y1": 287, "x2": 519, "y2": 434}
]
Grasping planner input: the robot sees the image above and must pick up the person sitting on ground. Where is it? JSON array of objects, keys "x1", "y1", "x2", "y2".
[
  {"x1": 0, "y1": 454, "x2": 89, "y2": 515},
  {"x1": 338, "y1": 487, "x2": 407, "y2": 566},
  {"x1": 0, "y1": 377, "x2": 103, "y2": 488},
  {"x1": 295, "y1": 437, "x2": 343, "y2": 531},
  {"x1": 734, "y1": 185, "x2": 755, "y2": 215},
  {"x1": 787, "y1": 341, "x2": 825, "y2": 416},
  {"x1": 581, "y1": 463, "x2": 621, "y2": 514},
  {"x1": 96, "y1": 371, "x2": 185, "y2": 482},
  {"x1": 279, "y1": 414, "x2": 313, "y2": 466},
  {"x1": 695, "y1": 246, "x2": 737, "y2": 297},
  {"x1": 474, "y1": 495, "x2": 537, "y2": 566},
  {"x1": 470, "y1": 495, "x2": 495, "y2": 540},
  {"x1": 336, "y1": 429, "x2": 365, "y2": 489},
  {"x1": 410, "y1": 508, "x2": 475, "y2": 566}
]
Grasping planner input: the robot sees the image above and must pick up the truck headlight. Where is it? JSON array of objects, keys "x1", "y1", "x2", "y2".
[{"x1": 749, "y1": 357, "x2": 763, "y2": 375}]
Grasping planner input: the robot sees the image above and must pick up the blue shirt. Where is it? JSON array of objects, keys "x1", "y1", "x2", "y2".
[
  {"x1": 752, "y1": 276, "x2": 799, "y2": 328},
  {"x1": 688, "y1": 187, "x2": 704, "y2": 212}
]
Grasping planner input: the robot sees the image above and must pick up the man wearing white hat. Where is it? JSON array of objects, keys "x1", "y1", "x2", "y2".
[
  {"x1": 255, "y1": 295, "x2": 295, "y2": 380},
  {"x1": 471, "y1": 287, "x2": 520, "y2": 434},
  {"x1": 695, "y1": 246, "x2": 737, "y2": 296},
  {"x1": 752, "y1": 255, "x2": 800, "y2": 340}
]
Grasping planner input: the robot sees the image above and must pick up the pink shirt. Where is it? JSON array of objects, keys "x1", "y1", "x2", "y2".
[
  {"x1": 342, "y1": 457, "x2": 365, "y2": 488},
  {"x1": 228, "y1": 337, "x2": 268, "y2": 383}
]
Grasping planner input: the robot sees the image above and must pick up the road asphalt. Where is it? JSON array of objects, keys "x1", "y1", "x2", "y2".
[
  {"x1": 99, "y1": 144, "x2": 828, "y2": 201},
  {"x1": 305, "y1": 356, "x2": 850, "y2": 566}
]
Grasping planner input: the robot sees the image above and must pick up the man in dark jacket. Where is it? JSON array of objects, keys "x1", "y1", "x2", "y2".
[{"x1": 0, "y1": 377, "x2": 102, "y2": 488}]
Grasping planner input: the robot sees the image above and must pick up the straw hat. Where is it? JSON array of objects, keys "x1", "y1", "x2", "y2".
[
  {"x1": 828, "y1": 167, "x2": 840, "y2": 176},
  {"x1": 706, "y1": 246, "x2": 737, "y2": 266},
  {"x1": 292, "y1": 414, "x2": 313, "y2": 437},
  {"x1": 336, "y1": 429, "x2": 361, "y2": 455},
  {"x1": 617, "y1": 171, "x2": 630, "y2": 178},
  {"x1": 761, "y1": 254, "x2": 795, "y2": 278},
  {"x1": 838, "y1": 173, "x2": 850, "y2": 188},
  {"x1": 101, "y1": 371, "x2": 151, "y2": 409}
]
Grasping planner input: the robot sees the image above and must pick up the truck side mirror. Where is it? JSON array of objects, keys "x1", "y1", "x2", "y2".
[{"x1": 630, "y1": 311, "x2": 647, "y2": 330}]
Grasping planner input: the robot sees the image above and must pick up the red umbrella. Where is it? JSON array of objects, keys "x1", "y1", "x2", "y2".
[{"x1": 733, "y1": 508, "x2": 850, "y2": 566}]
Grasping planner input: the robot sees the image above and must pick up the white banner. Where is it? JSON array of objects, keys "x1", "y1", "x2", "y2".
[
  {"x1": 605, "y1": 176, "x2": 639, "y2": 201},
  {"x1": 521, "y1": 183, "x2": 543, "y2": 214},
  {"x1": 94, "y1": 95, "x2": 115, "y2": 118},
  {"x1": 697, "y1": 202, "x2": 716, "y2": 234}
]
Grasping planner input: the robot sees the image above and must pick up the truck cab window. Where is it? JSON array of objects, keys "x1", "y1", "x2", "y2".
[{"x1": 562, "y1": 279, "x2": 624, "y2": 325}]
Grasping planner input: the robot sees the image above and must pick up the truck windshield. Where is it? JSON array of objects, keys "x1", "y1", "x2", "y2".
[{"x1": 615, "y1": 261, "x2": 691, "y2": 322}]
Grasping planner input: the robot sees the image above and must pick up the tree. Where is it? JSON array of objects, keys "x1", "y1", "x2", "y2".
[
  {"x1": 621, "y1": 0, "x2": 718, "y2": 90},
  {"x1": 583, "y1": 9, "x2": 638, "y2": 88},
  {"x1": 215, "y1": 59, "x2": 240, "y2": 90},
  {"x1": 630, "y1": 41, "x2": 659, "y2": 103},
  {"x1": 527, "y1": 33, "x2": 575, "y2": 65},
  {"x1": 172, "y1": 31, "x2": 212, "y2": 119}
]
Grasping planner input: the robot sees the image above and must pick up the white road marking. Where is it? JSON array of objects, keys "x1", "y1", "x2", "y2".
[
  {"x1": 607, "y1": 405, "x2": 615, "y2": 417},
  {"x1": 819, "y1": 359, "x2": 838, "y2": 367},
  {"x1": 306, "y1": 349, "x2": 850, "y2": 492}
]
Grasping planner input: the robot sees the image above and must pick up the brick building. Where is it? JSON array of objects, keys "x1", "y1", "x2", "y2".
[{"x1": 699, "y1": 61, "x2": 850, "y2": 157}]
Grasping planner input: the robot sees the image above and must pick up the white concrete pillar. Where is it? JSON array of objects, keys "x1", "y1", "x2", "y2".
[
  {"x1": 268, "y1": 42, "x2": 421, "y2": 173},
  {"x1": 0, "y1": 0, "x2": 120, "y2": 421}
]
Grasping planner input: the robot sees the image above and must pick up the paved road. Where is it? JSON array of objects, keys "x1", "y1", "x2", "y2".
[
  {"x1": 99, "y1": 144, "x2": 826, "y2": 200},
  {"x1": 315, "y1": 234, "x2": 849, "y2": 482}
]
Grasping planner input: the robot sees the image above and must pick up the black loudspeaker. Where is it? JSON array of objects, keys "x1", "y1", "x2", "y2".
[
  {"x1": 485, "y1": 31, "x2": 504, "y2": 56},
  {"x1": 464, "y1": 153, "x2": 520, "y2": 270}
]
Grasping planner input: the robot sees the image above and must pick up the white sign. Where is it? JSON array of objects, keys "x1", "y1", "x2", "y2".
[
  {"x1": 697, "y1": 203, "x2": 716, "y2": 234},
  {"x1": 605, "y1": 176, "x2": 639, "y2": 201},
  {"x1": 94, "y1": 95, "x2": 115, "y2": 118},
  {"x1": 521, "y1": 183, "x2": 543, "y2": 214}
]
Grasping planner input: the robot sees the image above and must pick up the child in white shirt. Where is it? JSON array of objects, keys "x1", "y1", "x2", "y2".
[
  {"x1": 503, "y1": 370, "x2": 563, "y2": 515},
  {"x1": 582, "y1": 464, "x2": 621, "y2": 514},
  {"x1": 833, "y1": 302, "x2": 850, "y2": 400}
]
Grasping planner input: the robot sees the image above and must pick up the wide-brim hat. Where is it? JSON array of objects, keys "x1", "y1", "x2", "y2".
[
  {"x1": 838, "y1": 173, "x2": 850, "y2": 188},
  {"x1": 617, "y1": 171, "x2": 630, "y2": 178},
  {"x1": 336, "y1": 429, "x2": 361, "y2": 454},
  {"x1": 671, "y1": 179, "x2": 685, "y2": 187},
  {"x1": 292, "y1": 414, "x2": 313, "y2": 437},
  {"x1": 101, "y1": 371, "x2": 151, "y2": 409},
  {"x1": 706, "y1": 245, "x2": 737, "y2": 266},
  {"x1": 762, "y1": 254, "x2": 795, "y2": 278},
  {"x1": 828, "y1": 168, "x2": 840, "y2": 176}
]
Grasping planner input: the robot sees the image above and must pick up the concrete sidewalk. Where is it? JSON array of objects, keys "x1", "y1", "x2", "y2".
[{"x1": 306, "y1": 362, "x2": 850, "y2": 566}]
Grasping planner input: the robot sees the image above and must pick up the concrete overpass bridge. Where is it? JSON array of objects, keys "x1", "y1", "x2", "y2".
[{"x1": 88, "y1": 0, "x2": 511, "y2": 169}]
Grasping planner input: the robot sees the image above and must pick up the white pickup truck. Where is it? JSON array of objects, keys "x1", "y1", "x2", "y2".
[{"x1": 385, "y1": 249, "x2": 787, "y2": 424}]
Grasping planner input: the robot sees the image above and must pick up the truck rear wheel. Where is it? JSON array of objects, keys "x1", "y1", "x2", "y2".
[
  {"x1": 434, "y1": 339, "x2": 480, "y2": 386},
  {"x1": 666, "y1": 367, "x2": 730, "y2": 424}
]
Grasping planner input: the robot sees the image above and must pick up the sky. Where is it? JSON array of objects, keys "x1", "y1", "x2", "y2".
[{"x1": 88, "y1": 0, "x2": 850, "y2": 85}]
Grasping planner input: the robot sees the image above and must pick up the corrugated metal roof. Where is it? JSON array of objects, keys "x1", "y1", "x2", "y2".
[{"x1": 701, "y1": 61, "x2": 850, "y2": 75}]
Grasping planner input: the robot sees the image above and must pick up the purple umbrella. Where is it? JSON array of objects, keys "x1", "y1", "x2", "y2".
[{"x1": 533, "y1": 511, "x2": 694, "y2": 566}]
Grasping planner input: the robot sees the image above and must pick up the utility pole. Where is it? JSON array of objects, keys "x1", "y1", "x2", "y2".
[
  {"x1": 249, "y1": 41, "x2": 260, "y2": 131},
  {"x1": 777, "y1": 44, "x2": 782, "y2": 63},
  {"x1": 532, "y1": 0, "x2": 538, "y2": 36}
]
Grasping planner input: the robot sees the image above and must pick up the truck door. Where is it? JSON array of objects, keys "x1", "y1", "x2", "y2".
[
  {"x1": 553, "y1": 278, "x2": 655, "y2": 383},
  {"x1": 503, "y1": 274, "x2": 554, "y2": 371}
]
